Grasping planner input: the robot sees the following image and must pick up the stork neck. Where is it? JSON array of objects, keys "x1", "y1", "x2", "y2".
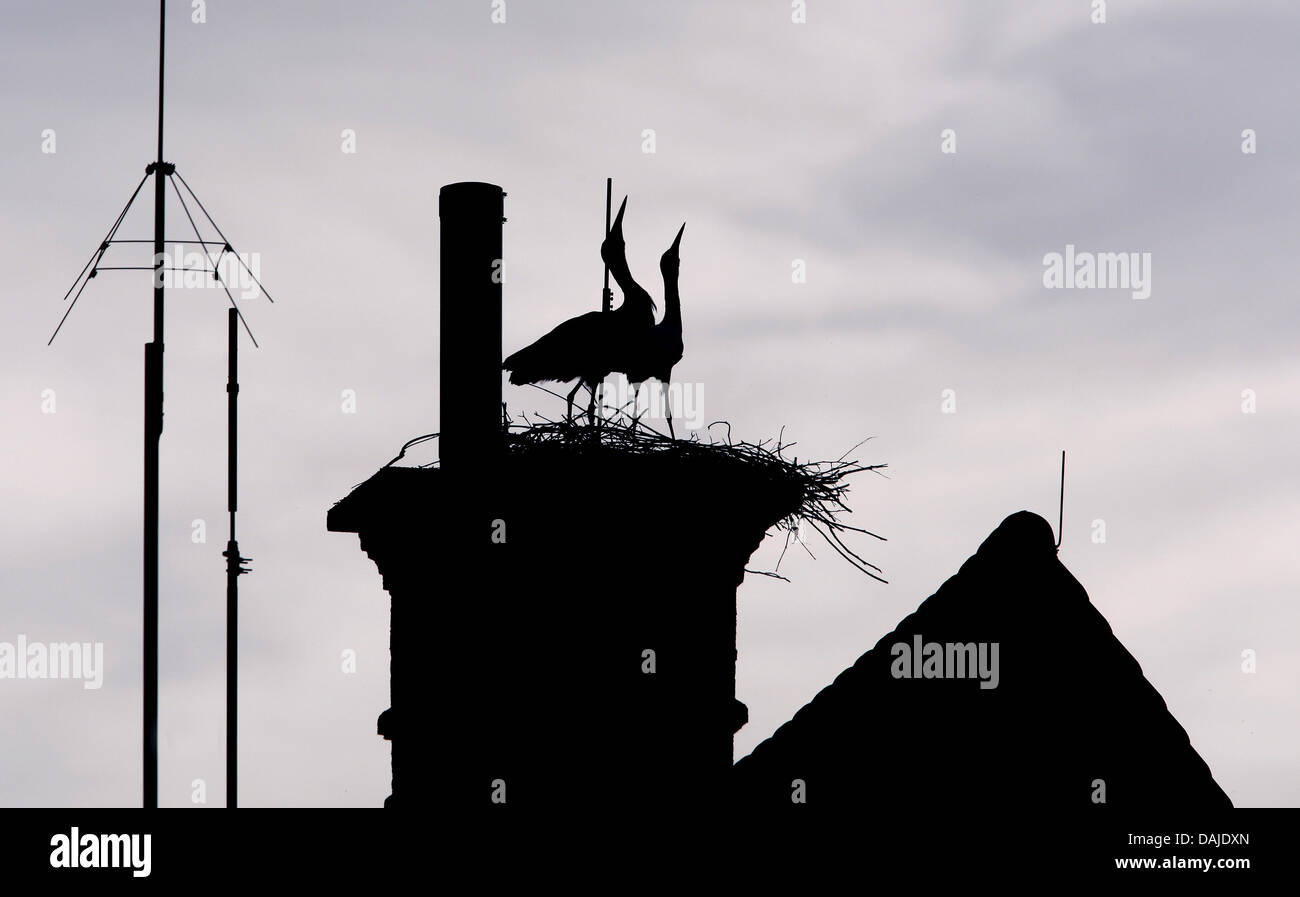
[{"x1": 661, "y1": 267, "x2": 681, "y2": 326}]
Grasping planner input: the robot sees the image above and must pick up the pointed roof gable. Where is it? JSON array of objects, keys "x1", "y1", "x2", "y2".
[{"x1": 733, "y1": 511, "x2": 1232, "y2": 809}]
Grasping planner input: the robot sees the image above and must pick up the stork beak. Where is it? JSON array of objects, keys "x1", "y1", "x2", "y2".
[
  {"x1": 671, "y1": 222, "x2": 685, "y2": 252},
  {"x1": 610, "y1": 196, "x2": 628, "y2": 239}
]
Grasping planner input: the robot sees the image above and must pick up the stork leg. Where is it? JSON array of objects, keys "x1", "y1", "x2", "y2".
[
  {"x1": 565, "y1": 380, "x2": 584, "y2": 426},
  {"x1": 631, "y1": 382, "x2": 641, "y2": 432},
  {"x1": 662, "y1": 382, "x2": 675, "y2": 439},
  {"x1": 586, "y1": 379, "x2": 599, "y2": 428}
]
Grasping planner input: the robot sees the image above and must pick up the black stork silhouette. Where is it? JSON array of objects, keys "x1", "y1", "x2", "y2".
[
  {"x1": 624, "y1": 223, "x2": 685, "y2": 437},
  {"x1": 502, "y1": 197, "x2": 656, "y2": 424}
]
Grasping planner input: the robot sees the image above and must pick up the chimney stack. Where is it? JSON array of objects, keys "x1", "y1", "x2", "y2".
[{"x1": 438, "y1": 182, "x2": 505, "y2": 469}]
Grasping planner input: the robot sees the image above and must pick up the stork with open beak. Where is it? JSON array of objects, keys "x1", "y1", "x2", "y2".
[
  {"x1": 624, "y1": 223, "x2": 685, "y2": 437},
  {"x1": 501, "y1": 198, "x2": 656, "y2": 425}
]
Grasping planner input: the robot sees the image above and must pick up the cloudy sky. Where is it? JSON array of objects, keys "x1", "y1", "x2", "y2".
[{"x1": 2, "y1": 0, "x2": 1296, "y2": 807}]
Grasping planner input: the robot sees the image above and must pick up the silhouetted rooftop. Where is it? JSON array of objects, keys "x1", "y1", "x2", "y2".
[{"x1": 733, "y1": 511, "x2": 1232, "y2": 809}]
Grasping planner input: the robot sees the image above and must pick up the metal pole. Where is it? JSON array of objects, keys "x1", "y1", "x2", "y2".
[
  {"x1": 143, "y1": 0, "x2": 166, "y2": 810},
  {"x1": 225, "y1": 307, "x2": 242, "y2": 808},
  {"x1": 592, "y1": 178, "x2": 612, "y2": 426},
  {"x1": 1055, "y1": 450, "x2": 1066, "y2": 551},
  {"x1": 601, "y1": 178, "x2": 612, "y2": 313}
]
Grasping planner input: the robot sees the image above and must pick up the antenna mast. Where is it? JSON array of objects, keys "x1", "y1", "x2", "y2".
[
  {"x1": 49, "y1": 0, "x2": 273, "y2": 808},
  {"x1": 223, "y1": 309, "x2": 252, "y2": 807},
  {"x1": 142, "y1": 0, "x2": 167, "y2": 810}
]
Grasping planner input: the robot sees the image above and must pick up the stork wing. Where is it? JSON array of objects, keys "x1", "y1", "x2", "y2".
[{"x1": 502, "y1": 310, "x2": 609, "y2": 385}]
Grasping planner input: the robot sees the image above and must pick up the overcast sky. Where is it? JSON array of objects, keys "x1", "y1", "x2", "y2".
[{"x1": 3, "y1": 0, "x2": 1297, "y2": 807}]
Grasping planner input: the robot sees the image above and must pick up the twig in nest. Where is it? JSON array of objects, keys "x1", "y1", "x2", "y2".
[
  {"x1": 745, "y1": 568, "x2": 791, "y2": 582},
  {"x1": 379, "y1": 408, "x2": 888, "y2": 583},
  {"x1": 495, "y1": 412, "x2": 888, "y2": 583}
]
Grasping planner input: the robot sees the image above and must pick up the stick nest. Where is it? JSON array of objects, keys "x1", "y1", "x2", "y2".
[{"x1": 386, "y1": 410, "x2": 888, "y2": 582}]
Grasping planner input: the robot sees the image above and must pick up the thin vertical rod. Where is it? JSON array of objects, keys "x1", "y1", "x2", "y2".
[
  {"x1": 590, "y1": 178, "x2": 612, "y2": 426},
  {"x1": 1055, "y1": 450, "x2": 1065, "y2": 551},
  {"x1": 226, "y1": 308, "x2": 239, "y2": 808},
  {"x1": 143, "y1": 0, "x2": 166, "y2": 809},
  {"x1": 153, "y1": 0, "x2": 165, "y2": 344},
  {"x1": 601, "y1": 178, "x2": 612, "y2": 313}
]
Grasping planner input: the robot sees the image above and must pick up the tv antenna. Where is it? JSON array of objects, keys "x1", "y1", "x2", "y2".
[{"x1": 47, "y1": 1, "x2": 273, "y2": 808}]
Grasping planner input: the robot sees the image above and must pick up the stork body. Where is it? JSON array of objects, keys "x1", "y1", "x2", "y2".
[
  {"x1": 502, "y1": 198, "x2": 655, "y2": 423},
  {"x1": 624, "y1": 224, "x2": 685, "y2": 437}
]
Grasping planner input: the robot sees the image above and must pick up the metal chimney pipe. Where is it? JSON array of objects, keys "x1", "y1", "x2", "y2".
[{"x1": 438, "y1": 182, "x2": 505, "y2": 469}]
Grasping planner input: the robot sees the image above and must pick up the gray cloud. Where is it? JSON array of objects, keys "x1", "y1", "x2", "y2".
[{"x1": 1, "y1": 0, "x2": 1295, "y2": 807}]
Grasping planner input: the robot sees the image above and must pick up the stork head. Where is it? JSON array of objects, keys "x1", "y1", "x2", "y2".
[
  {"x1": 600, "y1": 196, "x2": 629, "y2": 268},
  {"x1": 660, "y1": 223, "x2": 685, "y2": 277}
]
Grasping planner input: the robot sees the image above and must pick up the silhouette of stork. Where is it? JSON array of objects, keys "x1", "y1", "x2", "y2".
[
  {"x1": 502, "y1": 198, "x2": 656, "y2": 424},
  {"x1": 625, "y1": 223, "x2": 685, "y2": 437}
]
